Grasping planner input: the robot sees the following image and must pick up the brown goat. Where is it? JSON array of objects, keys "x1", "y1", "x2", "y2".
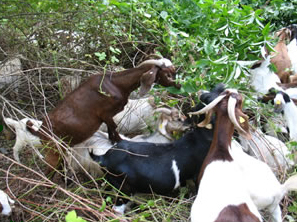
[
  {"x1": 270, "y1": 28, "x2": 292, "y2": 83},
  {"x1": 190, "y1": 89, "x2": 261, "y2": 222},
  {"x1": 27, "y1": 58, "x2": 181, "y2": 175}
]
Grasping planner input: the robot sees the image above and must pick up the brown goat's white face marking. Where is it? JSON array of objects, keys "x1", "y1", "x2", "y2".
[{"x1": 159, "y1": 58, "x2": 173, "y2": 67}]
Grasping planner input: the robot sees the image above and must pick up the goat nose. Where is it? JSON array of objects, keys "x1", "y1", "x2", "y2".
[{"x1": 274, "y1": 104, "x2": 283, "y2": 113}]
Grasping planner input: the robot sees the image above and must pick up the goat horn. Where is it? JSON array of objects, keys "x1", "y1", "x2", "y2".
[
  {"x1": 197, "y1": 110, "x2": 213, "y2": 127},
  {"x1": 188, "y1": 94, "x2": 227, "y2": 116},
  {"x1": 227, "y1": 96, "x2": 245, "y2": 133},
  {"x1": 154, "y1": 107, "x2": 172, "y2": 115}
]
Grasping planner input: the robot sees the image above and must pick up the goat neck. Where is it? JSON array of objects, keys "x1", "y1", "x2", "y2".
[
  {"x1": 106, "y1": 63, "x2": 160, "y2": 97},
  {"x1": 196, "y1": 90, "x2": 250, "y2": 181}
]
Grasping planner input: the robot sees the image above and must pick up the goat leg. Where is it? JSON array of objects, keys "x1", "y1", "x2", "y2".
[
  {"x1": 105, "y1": 119, "x2": 122, "y2": 144},
  {"x1": 44, "y1": 143, "x2": 63, "y2": 176}
]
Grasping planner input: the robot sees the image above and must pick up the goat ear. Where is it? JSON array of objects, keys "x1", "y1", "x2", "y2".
[
  {"x1": 236, "y1": 113, "x2": 251, "y2": 139},
  {"x1": 197, "y1": 110, "x2": 213, "y2": 128},
  {"x1": 158, "y1": 118, "x2": 168, "y2": 136},
  {"x1": 139, "y1": 67, "x2": 158, "y2": 97}
]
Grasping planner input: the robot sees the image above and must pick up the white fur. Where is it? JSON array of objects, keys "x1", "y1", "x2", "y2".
[
  {"x1": 239, "y1": 129, "x2": 294, "y2": 174},
  {"x1": 0, "y1": 57, "x2": 22, "y2": 92},
  {"x1": 171, "y1": 160, "x2": 180, "y2": 189},
  {"x1": 99, "y1": 98, "x2": 155, "y2": 135},
  {"x1": 112, "y1": 204, "x2": 126, "y2": 215},
  {"x1": 4, "y1": 117, "x2": 43, "y2": 162},
  {"x1": 159, "y1": 58, "x2": 173, "y2": 67},
  {"x1": 0, "y1": 190, "x2": 14, "y2": 216},
  {"x1": 287, "y1": 38, "x2": 297, "y2": 74},
  {"x1": 68, "y1": 131, "x2": 119, "y2": 177},
  {"x1": 250, "y1": 56, "x2": 282, "y2": 94},
  {"x1": 284, "y1": 87, "x2": 297, "y2": 100},
  {"x1": 231, "y1": 140, "x2": 297, "y2": 222},
  {"x1": 191, "y1": 158, "x2": 262, "y2": 222}
]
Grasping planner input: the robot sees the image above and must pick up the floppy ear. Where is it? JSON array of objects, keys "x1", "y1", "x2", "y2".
[
  {"x1": 235, "y1": 110, "x2": 251, "y2": 139},
  {"x1": 139, "y1": 67, "x2": 159, "y2": 97}
]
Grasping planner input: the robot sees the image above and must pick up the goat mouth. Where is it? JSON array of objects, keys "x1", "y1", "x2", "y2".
[{"x1": 274, "y1": 105, "x2": 283, "y2": 113}]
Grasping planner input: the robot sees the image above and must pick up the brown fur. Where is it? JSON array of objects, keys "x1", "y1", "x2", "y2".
[
  {"x1": 197, "y1": 91, "x2": 250, "y2": 184},
  {"x1": 27, "y1": 61, "x2": 180, "y2": 175},
  {"x1": 214, "y1": 204, "x2": 261, "y2": 222},
  {"x1": 271, "y1": 28, "x2": 292, "y2": 83}
]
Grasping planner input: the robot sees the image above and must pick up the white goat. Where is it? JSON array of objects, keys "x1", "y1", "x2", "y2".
[
  {"x1": 239, "y1": 129, "x2": 294, "y2": 174},
  {"x1": 189, "y1": 89, "x2": 297, "y2": 222},
  {"x1": 250, "y1": 55, "x2": 283, "y2": 94},
  {"x1": 99, "y1": 97, "x2": 156, "y2": 135},
  {"x1": 274, "y1": 91, "x2": 297, "y2": 141},
  {"x1": 4, "y1": 117, "x2": 43, "y2": 162},
  {"x1": 0, "y1": 190, "x2": 15, "y2": 216},
  {"x1": 287, "y1": 25, "x2": 297, "y2": 76},
  {"x1": 190, "y1": 89, "x2": 262, "y2": 222},
  {"x1": 231, "y1": 140, "x2": 297, "y2": 222}
]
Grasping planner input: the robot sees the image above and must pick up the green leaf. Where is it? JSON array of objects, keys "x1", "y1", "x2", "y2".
[
  {"x1": 111, "y1": 56, "x2": 119, "y2": 63},
  {"x1": 99, "y1": 200, "x2": 107, "y2": 212},
  {"x1": 65, "y1": 210, "x2": 86, "y2": 222},
  {"x1": 109, "y1": 46, "x2": 121, "y2": 55},
  {"x1": 261, "y1": 22, "x2": 270, "y2": 36},
  {"x1": 203, "y1": 39, "x2": 213, "y2": 55},
  {"x1": 0, "y1": 124, "x2": 3, "y2": 132},
  {"x1": 94, "y1": 52, "x2": 106, "y2": 61},
  {"x1": 196, "y1": 59, "x2": 210, "y2": 68}
]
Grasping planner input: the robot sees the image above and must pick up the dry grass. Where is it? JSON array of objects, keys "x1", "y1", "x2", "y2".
[{"x1": 0, "y1": 59, "x2": 296, "y2": 222}]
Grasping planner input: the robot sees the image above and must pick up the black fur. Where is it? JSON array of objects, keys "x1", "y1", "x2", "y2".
[{"x1": 90, "y1": 84, "x2": 225, "y2": 205}]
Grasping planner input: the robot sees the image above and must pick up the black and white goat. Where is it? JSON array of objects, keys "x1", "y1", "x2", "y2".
[
  {"x1": 70, "y1": 107, "x2": 188, "y2": 177},
  {"x1": 190, "y1": 89, "x2": 262, "y2": 222},
  {"x1": 274, "y1": 91, "x2": 297, "y2": 141},
  {"x1": 90, "y1": 84, "x2": 226, "y2": 214}
]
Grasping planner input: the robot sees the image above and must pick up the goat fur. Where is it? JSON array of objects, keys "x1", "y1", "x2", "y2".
[{"x1": 26, "y1": 58, "x2": 180, "y2": 175}]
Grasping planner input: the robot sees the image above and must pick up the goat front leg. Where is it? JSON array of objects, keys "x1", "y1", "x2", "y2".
[
  {"x1": 44, "y1": 144, "x2": 62, "y2": 177},
  {"x1": 105, "y1": 118, "x2": 122, "y2": 144}
]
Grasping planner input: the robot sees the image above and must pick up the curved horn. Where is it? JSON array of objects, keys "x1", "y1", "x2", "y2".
[
  {"x1": 154, "y1": 107, "x2": 172, "y2": 115},
  {"x1": 197, "y1": 110, "x2": 213, "y2": 127},
  {"x1": 188, "y1": 94, "x2": 227, "y2": 116},
  {"x1": 227, "y1": 96, "x2": 245, "y2": 133}
]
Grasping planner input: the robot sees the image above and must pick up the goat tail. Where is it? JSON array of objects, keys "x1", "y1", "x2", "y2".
[{"x1": 281, "y1": 174, "x2": 297, "y2": 195}]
